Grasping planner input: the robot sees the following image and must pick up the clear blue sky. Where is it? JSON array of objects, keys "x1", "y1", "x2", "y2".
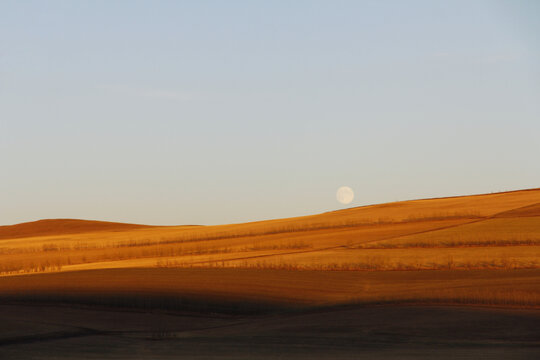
[{"x1": 1, "y1": 1, "x2": 539, "y2": 225}]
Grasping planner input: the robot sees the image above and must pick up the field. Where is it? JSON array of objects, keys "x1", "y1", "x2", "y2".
[
  {"x1": 1, "y1": 304, "x2": 538, "y2": 360},
  {"x1": 1, "y1": 188, "x2": 540, "y2": 359}
]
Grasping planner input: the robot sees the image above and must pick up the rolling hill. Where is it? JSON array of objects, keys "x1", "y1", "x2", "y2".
[
  {"x1": 0, "y1": 219, "x2": 151, "y2": 240},
  {"x1": 0, "y1": 188, "x2": 538, "y2": 310}
]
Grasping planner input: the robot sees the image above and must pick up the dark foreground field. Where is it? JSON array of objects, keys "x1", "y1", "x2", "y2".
[
  {"x1": 0, "y1": 303, "x2": 539, "y2": 360},
  {"x1": 1, "y1": 268, "x2": 539, "y2": 358}
]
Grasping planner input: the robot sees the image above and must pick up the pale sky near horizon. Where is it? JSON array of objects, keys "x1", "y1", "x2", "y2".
[{"x1": 1, "y1": 1, "x2": 539, "y2": 226}]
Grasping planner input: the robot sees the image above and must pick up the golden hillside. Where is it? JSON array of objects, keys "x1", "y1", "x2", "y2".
[{"x1": 1, "y1": 188, "x2": 539, "y2": 310}]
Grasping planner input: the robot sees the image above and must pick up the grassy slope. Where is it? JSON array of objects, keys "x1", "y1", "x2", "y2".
[
  {"x1": 0, "y1": 219, "x2": 152, "y2": 240},
  {"x1": 0, "y1": 188, "x2": 539, "y2": 310}
]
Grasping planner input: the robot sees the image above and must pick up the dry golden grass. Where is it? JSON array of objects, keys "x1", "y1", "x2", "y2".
[
  {"x1": 0, "y1": 188, "x2": 539, "y2": 309},
  {"x1": 0, "y1": 218, "x2": 474, "y2": 275},
  {"x1": 357, "y1": 217, "x2": 540, "y2": 248},
  {"x1": 1, "y1": 189, "x2": 539, "y2": 275},
  {"x1": 204, "y1": 246, "x2": 540, "y2": 271}
]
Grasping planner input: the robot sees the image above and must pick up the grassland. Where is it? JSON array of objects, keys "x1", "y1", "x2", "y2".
[{"x1": 0, "y1": 188, "x2": 539, "y2": 310}]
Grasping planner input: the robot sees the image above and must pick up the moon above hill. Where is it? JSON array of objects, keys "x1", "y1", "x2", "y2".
[{"x1": 336, "y1": 186, "x2": 354, "y2": 205}]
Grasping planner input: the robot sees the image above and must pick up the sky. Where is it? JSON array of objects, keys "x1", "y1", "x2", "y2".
[{"x1": 1, "y1": 0, "x2": 539, "y2": 226}]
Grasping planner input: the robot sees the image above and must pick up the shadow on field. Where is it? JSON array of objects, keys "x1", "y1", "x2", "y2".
[{"x1": 0, "y1": 300, "x2": 539, "y2": 360}]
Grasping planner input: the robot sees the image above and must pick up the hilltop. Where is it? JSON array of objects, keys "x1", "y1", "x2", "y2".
[{"x1": 0, "y1": 219, "x2": 151, "y2": 240}]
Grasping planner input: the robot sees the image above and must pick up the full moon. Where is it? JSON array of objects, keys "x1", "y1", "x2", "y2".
[{"x1": 336, "y1": 186, "x2": 354, "y2": 204}]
